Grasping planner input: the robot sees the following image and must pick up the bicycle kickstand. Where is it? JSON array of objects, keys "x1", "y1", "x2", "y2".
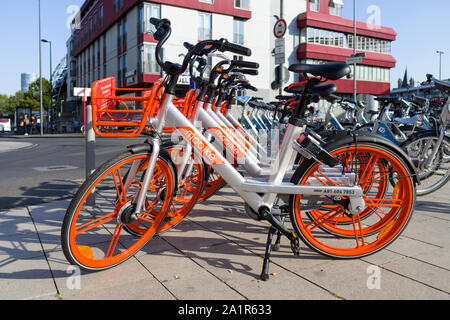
[{"x1": 260, "y1": 215, "x2": 294, "y2": 281}]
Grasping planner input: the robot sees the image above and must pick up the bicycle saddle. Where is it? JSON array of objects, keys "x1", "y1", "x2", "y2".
[
  {"x1": 323, "y1": 93, "x2": 340, "y2": 104},
  {"x1": 275, "y1": 95, "x2": 298, "y2": 101},
  {"x1": 434, "y1": 78, "x2": 450, "y2": 95},
  {"x1": 288, "y1": 62, "x2": 351, "y2": 80},
  {"x1": 284, "y1": 83, "x2": 305, "y2": 94},
  {"x1": 311, "y1": 83, "x2": 337, "y2": 98},
  {"x1": 375, "y1": 96, "x2": 400, "y2": 105}
]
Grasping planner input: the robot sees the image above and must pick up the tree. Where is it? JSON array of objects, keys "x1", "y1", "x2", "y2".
[
  {"x1": 0, "y1": 78, "x2": 51, "y2": 117},
  {"x1": 26, "y1": 78, "x2": 51, "y2": 111}
]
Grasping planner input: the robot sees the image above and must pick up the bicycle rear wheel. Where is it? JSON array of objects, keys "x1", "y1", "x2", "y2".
[
  {"x1": 61, "y1": 150, "x2": 175, "y2": 271},
  {"x1": 401, "y1": 131, "x2": 450, "y2": 196},
  {"x1": 289, "y1": 136, "x2": 416, "y2": 258},
  {"x1": 198, "y1": 166, "x2": 225, "y2": 201}
]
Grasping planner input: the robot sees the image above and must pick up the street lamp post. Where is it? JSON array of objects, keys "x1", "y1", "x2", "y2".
[
  {"x1": 38, "y1": 0, "x2": 44, "y2": 135},
  {"x1": 41, "y1": 39, "x2": 52, "y2": 133},
  {"x1": 436, "y1": 50, "x2": 445, "y2": 80},
  {"x1": 353, "y1": 0, "x2": 357, "y2": 103}
]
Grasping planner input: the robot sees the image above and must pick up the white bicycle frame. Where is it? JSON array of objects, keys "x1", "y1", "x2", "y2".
[{"x1": 131, "y1": 89, "x2": 365, "y2": 217}]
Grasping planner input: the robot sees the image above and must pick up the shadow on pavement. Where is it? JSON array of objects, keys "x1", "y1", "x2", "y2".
[{"x1": 0, "y1": 180, "x2": 83, "y2": 211}]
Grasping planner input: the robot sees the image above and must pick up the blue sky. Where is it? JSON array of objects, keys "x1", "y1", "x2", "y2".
[
  {"x1": 0, "y1": 0, "x2": 84, "y2": 96},
  {"x1": 0, "y1": 0, "x2": 448, "y2": 96},
  {"x1": 343, "y1": 0, "x2": 449, "y2": 85}
]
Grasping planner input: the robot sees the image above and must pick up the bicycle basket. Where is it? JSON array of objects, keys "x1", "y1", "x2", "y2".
[{"x1": 91, "y1": 77, "x2": 165, "y2": 138}]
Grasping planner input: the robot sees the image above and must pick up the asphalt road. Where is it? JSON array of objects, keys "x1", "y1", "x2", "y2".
[{"x1": 0, "y1": 136, "x2": 145, "y2": 210}]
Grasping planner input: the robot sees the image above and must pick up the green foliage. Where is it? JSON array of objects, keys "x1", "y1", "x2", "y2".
[{"x1": 0, "y1": 78, "x2": 51, "y2": 116}]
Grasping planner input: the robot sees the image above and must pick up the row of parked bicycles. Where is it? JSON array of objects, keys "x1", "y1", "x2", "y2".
[{"x1": 61, "y1": 18, "x2": 450, "y2": 280}]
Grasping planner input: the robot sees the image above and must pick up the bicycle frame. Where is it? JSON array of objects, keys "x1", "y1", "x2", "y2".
[{"x1": 131, "y1": 90, "x2": 365, "y2": 217}]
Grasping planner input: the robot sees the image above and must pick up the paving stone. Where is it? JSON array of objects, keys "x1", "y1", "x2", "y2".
[
  {"x1": 298, "y1": 259, "x2": 449, "y2": 300},
  {"x1": 382, "y1": 257, "x2": 450, "y2": 294},
  {"x1": 138, "y1": 249, "x2": 244, "y2": 300},
  {"x1": 183, "y1": 242, "x2": 337, "y2": 300},
  {"x1": 44, "y1": 249, "x2": 172, "y2": 300},
  {"x1": 0, "y1": 256, "x2": 57, "y2": 300}
]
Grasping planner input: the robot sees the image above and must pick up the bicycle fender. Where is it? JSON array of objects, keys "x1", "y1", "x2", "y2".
[{"x1": 322, "y1": 130, "x2": 420, "y2": 185}]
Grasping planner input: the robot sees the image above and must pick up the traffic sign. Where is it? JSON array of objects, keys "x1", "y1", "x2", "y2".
[
  {"x1": 273, "y1": 19, "x2": 287, "y2": 39},
  {"x1": 346, "y1": 56, "x2": 363, "y2": 64},
  {"x1": 275, "y1": 38, "x2": 285, "y2": 53},
  {"x1": 275, "y1": 53, "x2": 285, "y2": 65},
  {"x1": 274, "y1": 37, "x2": 285, "y2": 65}
]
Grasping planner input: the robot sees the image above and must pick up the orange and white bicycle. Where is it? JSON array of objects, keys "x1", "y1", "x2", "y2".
[{"x1": 62, "y1": 18, "x2": 418, "y2": 280}]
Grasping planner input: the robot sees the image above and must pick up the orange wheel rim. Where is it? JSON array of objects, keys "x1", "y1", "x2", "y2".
[
  {"x1": 293, "y1": 145, "x2": 414, "y2": 257},
  {"x1": 68, "y1": 155, "x2": 174, "y2": 269}
]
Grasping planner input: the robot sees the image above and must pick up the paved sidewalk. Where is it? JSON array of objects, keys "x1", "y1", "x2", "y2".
[{"x1": 0, "y1": 185, "x2": 449, "y2": 300}]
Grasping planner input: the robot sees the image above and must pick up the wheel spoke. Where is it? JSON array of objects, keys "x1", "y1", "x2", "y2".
[
  {"x1": 306, "y1": 207, "x2": 341, "y2": 231},
  {"x1": 112, "y1": 170, "x2": 127, "y2": 205},
  {"x1": 105, "y1": 224, "x2": 123, "y2": 258},
  {"x1": 75, "y1": 211, "x2": 117, "y2": 236}
]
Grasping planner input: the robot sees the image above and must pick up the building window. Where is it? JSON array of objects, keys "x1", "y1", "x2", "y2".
[
  {"x1": 103, "y1": 35, "x2": 107, "y2": 63},
  {"x1": 114, "y1": 0, "x2": 123, "y2": 14},
  {"x1": 329, "y1": 0, "x2": 343, "y2": 16},
  {"x1": 310, "y1": 0, "x2": 319, "y2": 12},
  {"x1": 139, "y1": 3, "x2": 161, "y2": 34},
  {"x1": 140, "y1": 44, "x2": 161, "y2": 74},
  {"x1": 198, "y1": 12, "x2": 212, "y2": 40},
  {"x1": 118, "y1": 18, "x2": 127, "y2": 50},
  {"x1": 118, "y1": 53, "x2": 127, "y2": 84},
  {"x1": 233, "y1": 19, "x2": 244, "y2": 44},
  {"x1": 123, "y1": 18, "x2": 127, "y2": 48},
  {"x1": 92, "y1": 45, "x2": 96, "y2": 80},
  {"x1": 235, "y1": 0, "x2": 249, "y2": 9},
  {"x1": 93, "y1": 11, "x2": 97, "y2": 33},
  {"x1": 302, "y1": 27, "x2": 391, "y2": 54},
  {"x1": 200, "y1": 0, "x2": 214, "y2": 3},
  {"x1": 99, "y1": 4, "x2": 104, "y2": 27},
  {"x1": 70, "y1": 61, "x2": 77, "y2": 77},
  {"x1": 84, "y1": 22, "x2": 88, "y2": 42},
  {"x1": 118, "y1": 21, "x2": 122, "y2": 49}
]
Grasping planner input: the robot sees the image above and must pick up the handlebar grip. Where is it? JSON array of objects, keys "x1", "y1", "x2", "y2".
[
  {"x1": 184, "y1": 42, "x2": 194, "y2": 50},
  {"x1": 231, "y1": 60, "x2": 259, "y2": 69},
  {"x1": 221, "y1": 41, "x2": 252, "y2": 56},
  {"x1": 235, "y1": 68, "x2": 259, "y2": 76},
  {"x1": 150, "y1": 17, "x2": 162, "y2": 27}
]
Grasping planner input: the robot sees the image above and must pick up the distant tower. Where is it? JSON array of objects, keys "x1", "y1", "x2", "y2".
[
  {"x1": 401, "y1": 68, "x2": 409, "y2": 88},
  {"x1": 21, "y1": 73, "x2": 37, "y2": 93}
]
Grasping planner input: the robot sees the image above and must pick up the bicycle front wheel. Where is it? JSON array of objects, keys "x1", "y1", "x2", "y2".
[
  {"x1": 289, "y1": 136, "x2": 416, "y2": 259},
  {"x1": 61, "y1": 150, "x2": 176, "y2": 271}
]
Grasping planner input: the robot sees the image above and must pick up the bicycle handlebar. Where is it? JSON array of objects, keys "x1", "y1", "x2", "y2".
[{"x1": 150, "y1": 18, "x2": 252, "y2": 77}]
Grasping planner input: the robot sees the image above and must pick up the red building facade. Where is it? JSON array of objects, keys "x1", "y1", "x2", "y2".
[{"x1": 297, "y1": 0, "x2": 397, "y2": 96}]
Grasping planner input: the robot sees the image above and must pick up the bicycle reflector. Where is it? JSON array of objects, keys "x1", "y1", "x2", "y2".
[{"x1": 77, "y1": 246, "x2": 94, "y2": 260}]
